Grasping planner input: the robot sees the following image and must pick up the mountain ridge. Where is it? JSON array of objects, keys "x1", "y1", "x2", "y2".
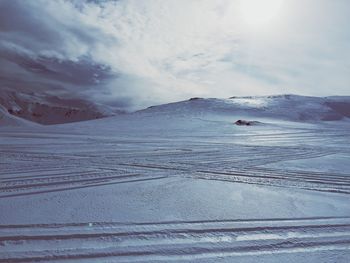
[{"x1": 1, "y1": 93, "x2": 349, "y2": 126}]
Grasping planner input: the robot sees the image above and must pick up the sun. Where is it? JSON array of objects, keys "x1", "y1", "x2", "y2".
[{"x1": 238, "y1": 0, "x2": 284, "y2": 28}]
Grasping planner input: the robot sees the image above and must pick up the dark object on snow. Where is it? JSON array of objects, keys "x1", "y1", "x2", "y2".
[
  {"x1": 189, "y1": 97, "x2": 202, "y2": 101},
  {"x1": 235, "y1": 119, "x2": 260, "y2": 126}
]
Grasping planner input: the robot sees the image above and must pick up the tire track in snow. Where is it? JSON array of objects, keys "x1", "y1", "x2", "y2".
[
  {"x1": 193, "y1": 169, "x2": 350, "y2": 195},
  {"x1": 1, "y1": 131, "x2": 348, "y2": 198},
  {"x1": 111, "y1": 162, "x2": 350, "y2": 195},
  {"x1": 1, "y1": 217, "x2": 350, "y2": 262},
  {"x1": 0, "y1": 171, "x2": 166, "y2": 198}
]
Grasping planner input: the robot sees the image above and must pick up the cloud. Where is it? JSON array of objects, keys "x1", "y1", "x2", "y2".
[{"x1": 0, "y1": 0, "x2": 349, "y2": 110}]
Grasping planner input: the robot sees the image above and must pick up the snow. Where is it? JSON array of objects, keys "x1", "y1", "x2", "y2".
[
  {"x1": 136, "y1": 95, "x2": 350, "y2": 122},
  {"x1": 0, "y1": 95, "x2": 349, "y2": 262}
]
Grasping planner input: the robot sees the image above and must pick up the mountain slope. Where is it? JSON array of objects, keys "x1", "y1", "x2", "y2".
[
  {"x1": 0, "y1": 88, "x2": 117, "y2": 125},
  {"x1": 1, "y1": 93, "x2": 349, "y2": 126},
  {"x1": 0, "y1": 104, "x2": 37, "y2": 126},
  {"x1": 139, "y1": 95, "x2": 350, "y2": 122}
]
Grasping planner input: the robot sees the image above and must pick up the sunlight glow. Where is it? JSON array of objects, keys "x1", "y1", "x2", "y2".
[{"x1": 238, "y1": 0, "x2": 284, "y2": 28}]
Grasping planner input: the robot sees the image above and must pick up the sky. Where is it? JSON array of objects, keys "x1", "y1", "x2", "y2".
[{"x1": 0, "y1": 0, "x2": 349, "y2": 110}]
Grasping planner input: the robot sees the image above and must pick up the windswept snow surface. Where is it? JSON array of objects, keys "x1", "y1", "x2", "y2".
[{"x1": 0, "y1": 95, "x2": 350, "y2": 262}]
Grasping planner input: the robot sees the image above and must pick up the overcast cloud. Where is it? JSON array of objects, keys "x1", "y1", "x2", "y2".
[{"x1": 0, "y1": 0, "x2": 349, "y2": 110}]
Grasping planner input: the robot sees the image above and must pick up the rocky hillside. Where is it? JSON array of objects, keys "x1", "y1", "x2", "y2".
[{"x1": 0, "y1": 88, "x2": 116, "y2": 125}]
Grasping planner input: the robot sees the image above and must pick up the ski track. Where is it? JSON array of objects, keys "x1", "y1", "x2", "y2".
[{"x1": 0, "y1": 128, "x2": 349, "y2": 261}]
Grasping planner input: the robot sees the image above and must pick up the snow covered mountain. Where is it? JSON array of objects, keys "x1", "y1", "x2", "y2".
[
  {"x1": 1, "y1": 93, "x2": 349, "y2": 126},
  {"x1": 140, "y1": 95, "x2": 350, "y2": 122}
]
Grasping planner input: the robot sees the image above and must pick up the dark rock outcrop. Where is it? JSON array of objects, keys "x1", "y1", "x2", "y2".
[{"x1": 234, "y1": 119, "x2": 261, "y2": 126}]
